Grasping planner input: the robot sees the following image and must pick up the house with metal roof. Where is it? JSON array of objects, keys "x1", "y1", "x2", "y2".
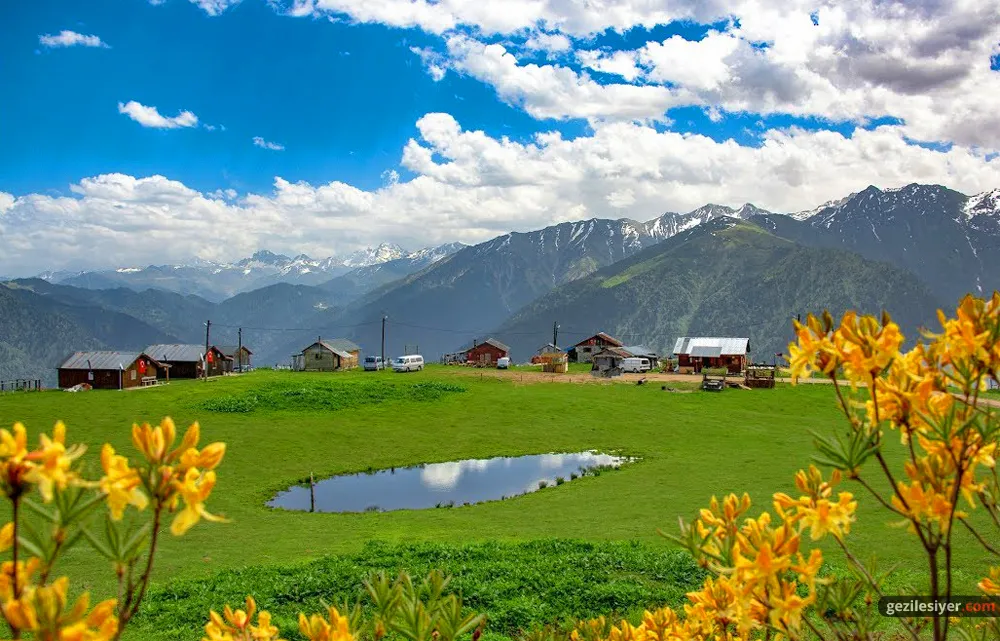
[
  {"x1": 672, "y1": 337, "x2": 750, "y2": 374},
  {"x1": 295, "y1": 338, "x2": 361, "y2": 371},
  {"x1": 621, "y1": 345, "x2": 660, "y2": 367},
  {"x1": 58, "y1": 351, "x2": 169, "y2": 390},
  {"x1": 144, "y1": 344, "x2": 230, "y2": 378}
]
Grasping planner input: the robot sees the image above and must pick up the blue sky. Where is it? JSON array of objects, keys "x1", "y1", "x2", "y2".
[{"x1": 1, "y1": 0, "x2": 999, "y2": 275}]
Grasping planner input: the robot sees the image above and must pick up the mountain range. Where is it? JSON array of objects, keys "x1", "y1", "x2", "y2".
[
  {"x1": 2, "y1": 183, "x2": 997, "y2": 384},
  {"x1": 39, "y1": 242, "x2": 466, "y2": 302}
]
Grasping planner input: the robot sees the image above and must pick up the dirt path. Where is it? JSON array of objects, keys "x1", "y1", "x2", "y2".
[{"x1": 440, "y1": 367, "x2": 1000, "y2": 407}]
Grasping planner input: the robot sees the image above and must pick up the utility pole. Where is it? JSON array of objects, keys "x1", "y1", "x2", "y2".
[
  {"x1": 238, "y1": 327, "x2": 243, "y2": 372},
  {"x1": 553, "y1": 321, "x2": 560, "y2": 347},
  {"x1": 381, "y1": 315, "x2": 387, "y2": 369},
  {"x1": 204, "y1": 320, "x2": 211, "y2": 379}
]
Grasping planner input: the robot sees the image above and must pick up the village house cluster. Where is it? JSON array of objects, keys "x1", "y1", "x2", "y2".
[
  {"x1": 56, "y1": 344, "x2": 254, "y2": 390},
  {"x1": 52, "y1": 331, "x2": 756, "y2": 389}
]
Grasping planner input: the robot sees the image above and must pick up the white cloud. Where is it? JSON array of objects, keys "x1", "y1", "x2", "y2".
[
  {"x1": 388, "y1": 1, "x2": 1000, "y2": 151},
  {"x1": 189, "y1": 0, "x2": 243, "y2": 15},
  {"x1": 118, "y1": 101, "x2": 199, "y2": 129},
  {"x1": 443, "y1": 35, "x2": 680, "y2": 121},
  {"x1": 524, "y1": 32, "x2": 572, "y2": 53},
  {"x1": 2, "y1": 114, "x2": 998, "y2": 276},
  {"x1": 38, "y1": 31, "x2": 109, "y2": 48},
  {"x1": 253, "y1": 136, "x2": 285, "y2": 151}
]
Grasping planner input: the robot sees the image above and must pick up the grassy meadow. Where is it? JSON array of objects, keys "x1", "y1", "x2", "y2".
[{"x1": 0, "y1": 367, "x2": 992, "y2": 639}]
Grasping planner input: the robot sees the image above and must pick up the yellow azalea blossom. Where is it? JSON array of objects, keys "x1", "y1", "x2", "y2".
[
  {"x1": 131, "y1": 417, "x2": 177, "y2": 464},
  {"x1": 0, "y1": 422, "x2": 35, "y2": 498},
  {"x1": 203, "y1": 596, "x2": 285, "y2": 641},
  {"x1": 0, "y1": 558, "x2": 41, "y2": 602},
  {"x1": 979, "y1": 567, "x2": 1000, "y2": 596},
  {"x1": 298, "y1": 606, "x2": 355, "y2": 641},
  {"x1": 170, "y1": 468, "x2": 227, "y2": 536},
  {"x1": 179, "y1": 442, "x2": 227, "y2": 472},
  {"x1": 24, "y1": 421, "x2": 87, "y2": 502},
  {"x1": 99, "y1": 444, "x2": 148, "y2": 520},
  {"x1": 787, "y1": 313, "x2": 843, "y2": 382},
  {"x1": 1, "y1": 576, "x2": 118, "y2": 641},
  {"x1": 0, "y1": 522, "x2": 13, "y2": 552}
]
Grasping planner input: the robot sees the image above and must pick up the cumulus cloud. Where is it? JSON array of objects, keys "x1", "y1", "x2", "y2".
[
  {"x1": 118, "y1": 101, "x2": 199, "y2": 129},
  {"x1": 3, "y1": 114, "x2": 999, "y2": 276},
  {"x1": 385, "y1": 1, "x2": 1000, "y2": 150},
  {"x1": 39, "y1": 31, "x2": 109, "y2": 48},
  {"x1": 253, "y1": 136, "x2": 285, "y2": 151}
]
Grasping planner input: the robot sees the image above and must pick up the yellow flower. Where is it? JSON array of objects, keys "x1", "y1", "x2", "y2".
[
  {"x1": 833, "y1": 310, "x2": 903, "y2": 387},
  {"x1": 170, "y1": 468, "x2": 227, "y2": 536},
  {"x1": 979, "y1": 567, "x2": 1000, "y2": 596},
  {"x1": 0, "y1": 522, "x2": 13, "y2": 552},
  {"x1": 0, "y1": 558, "x2": 41, "y2": 602},
  {"x1": 787, "y1": 313, "x2": 843, "y2": 382},
  {"x1": 0, "y1": 423, "x2": 35, "y2": 498},
  {"x1": 99, "y1": 444, "x2": 148, "y2": 520},
  {"x1": 0, "y1": 576, "x2": 118, "y2": 641},
  {"x1": 131, "y1": 418, "x2": 177, "y2": 464},
  {"x1": 24, "y1": 421, "x2": 87, "y2": 502},
  {"x1": 298, "y1": 606, "x2": 354, "y2": 641}
]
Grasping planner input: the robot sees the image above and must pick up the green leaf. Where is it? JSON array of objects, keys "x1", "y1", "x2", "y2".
[
  {"x1": 82, "y1": 527, "x2": 117, "y2": 561},
  {"x1": 16, "y1": 535, "x2": 47, "y2": 560},
  {"x1": 122, "y1": 523, "x2": 152, "y2": 563},
  {"x1": 21, "y1": 497, "x2": 53, "y2": 522}
]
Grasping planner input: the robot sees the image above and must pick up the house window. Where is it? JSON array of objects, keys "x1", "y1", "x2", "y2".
[
  {"x1": 88, "y1": 372, "x2": 94, "y2": 381},
  {"x1": 130, "y1": 370, "x2": 136, "y2": 381},
  {"x1": 315, "y1": 352, "x2": 322, "y2": 360}
]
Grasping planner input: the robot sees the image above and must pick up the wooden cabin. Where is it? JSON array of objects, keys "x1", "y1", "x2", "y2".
[
  {"x1": 297, "y1": 338, "x2": 361, "y2": 371},
  {"x1": 571, "y1": 332, "x2": 623, "y2": 363},
  {"x1": 591, "y1": 347, "x2": 629, "y2": 378},
  {"x1": 465, "y1": 338, "x2": 510, "y2": 366},
  {"x1": 672, "y1": 337, "x2": 750, "y2": 374},
  {"x1": 217, "y1": 345, "x2": 253, "y2": 372},
  {"x1": 58, "y1": 351, "x2": 169, "y2": 390},
  {"x1": 145, "y1": 344, "x2": 229, "y2": 378}
]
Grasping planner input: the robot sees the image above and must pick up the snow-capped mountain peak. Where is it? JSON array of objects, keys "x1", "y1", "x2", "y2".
[
  {"x1": 341, "y1": 243, "x2": 406, "y2": 268},
  {"x1": 964, "y1": 188, "x2": 1000, "y2": 219}
]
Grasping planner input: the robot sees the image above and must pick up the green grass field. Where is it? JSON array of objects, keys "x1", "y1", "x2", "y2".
[{"x1": 0, "y1": 367, "x2": 992, "y2": 639}]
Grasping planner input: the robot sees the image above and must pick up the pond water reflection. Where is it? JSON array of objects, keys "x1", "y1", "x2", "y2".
[{"x1": 268, "y1": 451, "x2": 631, "y2": 513}]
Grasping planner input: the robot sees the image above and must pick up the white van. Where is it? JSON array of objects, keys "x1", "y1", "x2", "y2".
[
  {"x1": 496, "y1": 357, "x2": 511, "y2": 369},
  {"x1": 392, "y1": 355, "x2": 424, "y2": 372},
  {"x1": 363, "y1": 356, "x2": 384, "y2": 371},
  {"x1": 621, "y1": 357, "x2": 651, "y2": 373}
]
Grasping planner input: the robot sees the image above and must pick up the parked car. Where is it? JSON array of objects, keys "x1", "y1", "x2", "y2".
[
  {"x1": 621, "y1": 357, "x2": 652, "y2": 373},
  {"x1": 496, "y1": 357, "x2": 511, "y2": 369},
  {"x1": 392, "y1": 355, "x2": 424, "y2": 372},
  {"x1": 363, "y1": 356, "x2": 384, "y2": 371}
]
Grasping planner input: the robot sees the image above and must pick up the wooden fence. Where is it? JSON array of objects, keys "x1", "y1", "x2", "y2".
[{"x1": 0, "y1": 379, "x2": 43, "y2": 393}]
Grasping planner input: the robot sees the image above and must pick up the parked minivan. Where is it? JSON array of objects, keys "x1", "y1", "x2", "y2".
[
  {"x1": 363, "y1": 356, "x2": 384, "y2": 371},
  {"x1": 496, "y1": 357, "x2": 511, "y2": 369},
  {"x1": 392, "y1": 355, "x2": 424, "y2": 372},
  {"x1": 621, "y1": 357, "x2": 651, "y2": 373}
]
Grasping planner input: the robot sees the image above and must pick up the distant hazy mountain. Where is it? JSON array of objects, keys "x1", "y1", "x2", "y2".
[
  {"x1": 0, "y1": 281, "x2": 178, "y2": 386},
  {"x1": 492, "y1": 218, "x2": 945, "y2": 361},
  {"x1": 44, "y1": 242, "x2": 464, "y2": 301}
]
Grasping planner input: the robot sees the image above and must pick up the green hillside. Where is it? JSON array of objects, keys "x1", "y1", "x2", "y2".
[{"x1": 494, "y1": 218, "x2": 946, "y2": 360}]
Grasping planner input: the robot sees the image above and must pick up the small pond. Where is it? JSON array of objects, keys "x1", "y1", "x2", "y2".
[{"x1": 268, "y1": 451, "x2": 631, "y2": 513}]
